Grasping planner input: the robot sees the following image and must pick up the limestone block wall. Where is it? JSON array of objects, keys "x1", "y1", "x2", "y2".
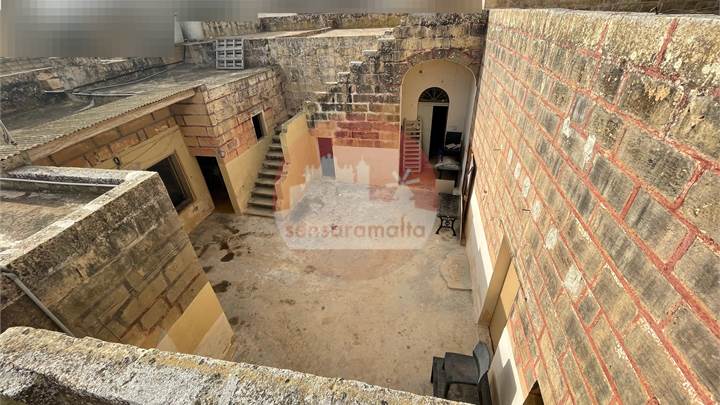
[
  {"x1": 244, "y1": 35, "x2": 385, "y2": 114},
  {"x1": 0, "y1": 327, "x2": 454, "y2": 405},
  {"x1": 275, "y1": 113, "x2": 322, "y2": 211},
  {"x1": 258, "y1": 13, "x2": 406, "y2": 32},
  {"x1": 0, "y1": 167, "x2": 233, "y2": 360},
  {"x1": 483, "y1": 0, "x2": 718, "y2": 13},
  {"x1": 469, "y1": 9, "x2": 719, "y2": 404},
  {"x1": 172, "y1": 69, "x2": 287, "y2": 162},
  {"x1": 32, "y1": 108, "x2": 214, "y2": 232}
]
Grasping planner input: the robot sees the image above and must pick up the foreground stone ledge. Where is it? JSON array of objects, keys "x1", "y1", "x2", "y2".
[{"x1": 0, "y1": 327, "x2": 454, "y2": 404}]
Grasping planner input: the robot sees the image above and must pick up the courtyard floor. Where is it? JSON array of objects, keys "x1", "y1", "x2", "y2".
[{"x1": 189, "y1": 179, "x2": 488, "y2": 399}]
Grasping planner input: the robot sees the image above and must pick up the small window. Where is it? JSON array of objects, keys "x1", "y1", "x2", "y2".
[
  {"x1": 251, "y1": 113, "x2": 265, "y2": 140},
  {"x1": 148, "y1": 155, "x2": 192, "y2": 211}
]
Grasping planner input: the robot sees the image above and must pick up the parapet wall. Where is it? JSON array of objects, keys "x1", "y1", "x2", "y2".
[
  {"x1": 470, "y1": 8, "x2": 719, "y2": 404},
  {"x1": 0, "y1": 166, "x2": 232, "y2": 359},
  {"x1": 483, "y1": 0, "x2": 718, "y2": 13},
  {"x1": 0, "y1": 327, "x2": 452, "y2": 405}
]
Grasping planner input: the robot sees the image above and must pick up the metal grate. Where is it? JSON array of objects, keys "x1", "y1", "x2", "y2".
[{"x1": 215, "y1": 38, "x2": 244, "y2": 70}]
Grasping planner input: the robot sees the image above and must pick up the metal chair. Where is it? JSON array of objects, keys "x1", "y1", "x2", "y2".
[{"x1": 431, "y1": 342, "x2": 492, "y2": 404}]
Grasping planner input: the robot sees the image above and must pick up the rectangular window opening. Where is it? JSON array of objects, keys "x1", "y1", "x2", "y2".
[
  {"x1": 252, "y1": 113, "x2": 265, "y2": 140},
  {"x1": 147, "y1": 154, "x2": 192, "y2": 212}
]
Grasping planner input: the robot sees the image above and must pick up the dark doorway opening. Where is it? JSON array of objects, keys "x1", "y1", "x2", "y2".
[
  {"x1": 524, "y1": 382, "x2": 544, "y2": 404},
  {"x1": 252, "y1": 113, "x2": 265, "y2": 140},
  {"x1": 318, "y1": 137, "x2": 335, "y2": 178},
  {"x1": 429, "y1": 105, "x2": 449, "y2": 161},
  {"x1": 148, "y1": 154, "x2": 192, "y2": 212},
  {"x1": 196, "y1": 156, "x2": 234, "y2": 213}
]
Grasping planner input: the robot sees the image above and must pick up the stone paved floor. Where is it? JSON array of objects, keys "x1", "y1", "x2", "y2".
[{"x1": 189, "y1": 179, "x2": 488, "y2": 400}]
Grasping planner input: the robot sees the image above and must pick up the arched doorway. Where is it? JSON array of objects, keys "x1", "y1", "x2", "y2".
[
  {"x1": 418, "y1": 87, "x2": 450, "y2": 161},
  {"x1": 400, "y1": 59, "x2": 476, "y2": 186}
]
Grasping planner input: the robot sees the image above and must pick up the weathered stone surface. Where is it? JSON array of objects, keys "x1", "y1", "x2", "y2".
[
  {"x1": 618, "y1": 74, "x2": 682, "y2": 130},
  {"x1": 593, "y1": 60, "x2": 624, "y2": 102},
  {"x1": 591, "y1": 317, "x2": 648, "y2": 404},
  {"x1": 602, "y1": 14, "x2": 671, "y2": 66},
  {"x1": 0, "y1": 327, "x2": 451, "y2": 405},
  {"x1": 591, "y1": 266, "x2": 637, "y2": 331},
  {"x1": 588, "y1": 155, "x2": 633, "y2": 212},
  {"x1": 625, "y1": 319, "x2": 700, "y2": 404},
  {"x1": 669, "y1": 94, "x2": 720, "y2": 160},
  {"x1": 675, "y1": 240, "x2": 720, "y2": 316},
  {"x1": 591, "y1": 207, "x2": 679, "y2": 321},
  {"x1": 680, "y1": 170, "x2": 720, "y2": 242},
  {"x1": 618, "y1": 127, "x2": 695, "y2": 199},
  {"x1": 661, "y1": 16, "x2": 720, "y2": 88},
  {"x1": 625, "y1": 190, "x2": 687, "y2": 261},
  {"x1": 666, "y1": 306, "x2": 720, "y2": 403},
  {"x1": 587, "y1": 105, "x2": 624, "y2": 150}
]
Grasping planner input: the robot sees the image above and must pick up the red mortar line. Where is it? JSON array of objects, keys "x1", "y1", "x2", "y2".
[
  {"x1": 489, "y1": 95, "x2": 628, "y2": 405},
  {"x1": 653, "y1": 19, "x2": 679, "y2": 69},
  {"x1": 484, "y1": 95, "x2": 554, "y2": 339},
  {"x1": 490, "y1": 36, "x2": 720, "y2": 172},
  {"x1": 487, "y1": 60, "x2": 716, "y2": 404}
]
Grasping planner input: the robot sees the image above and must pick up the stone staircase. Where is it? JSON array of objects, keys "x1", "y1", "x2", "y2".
[{"x1": 245, "y1": 134, "x2": 283, "y2": 218}]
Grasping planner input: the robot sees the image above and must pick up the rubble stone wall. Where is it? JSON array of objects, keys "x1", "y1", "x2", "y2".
[{"x1": 471, "y1": 8, "x2": 719, "y2": 404}]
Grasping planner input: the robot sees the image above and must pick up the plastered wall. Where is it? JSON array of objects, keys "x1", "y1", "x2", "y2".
[{"x1": 275, "y1": 113, "x2": 321, "y2": 211}]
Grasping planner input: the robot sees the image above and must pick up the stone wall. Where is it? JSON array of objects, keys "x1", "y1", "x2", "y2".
[
  {"x1": 0, "y1": 167, "x2": 219, "y2": 354},
  {"x1": 172, "y1": 68, "x2": 287, "y2": 163},
  {"x1": 304, "y1": 13, "x2": 486, "y2": 176},
  {"x1": 0, "y1": 57, "x2": 171, "y2": 116},
  {"x1": 0, "y1": 327, "x2": 452, "y2": 405},
  {"x1": 259, "y1": 13, "x2": 406, "y2": 32},
  {"x1": 244, "y1": 35, "x2": 385, "y2": 113},
  {"x1": 483, "y1": 0, "x2": 719, "y2": 13},
  {"x1": 471, "y1": 8, "x2": 719, "y2": 404},
  {"x1": 31, "y1": 107, "x2": 215, "y2": 232}
]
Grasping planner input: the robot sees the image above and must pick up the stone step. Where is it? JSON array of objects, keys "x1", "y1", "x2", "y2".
[
  {"x1": 269, "y1": 143, "x2": 283, "y2": 151},
  {"x1": 245, "y1": 206, "x2": 275, "y2": 218},
  {"x1": 258, "y1": 168, "x2": 281, "y2": 178},
  {"x1": 255, "y1": 177, "x2": 277, "y2": 186},
  {"x1": 248, "y1": 196, "x2": 275, "y2": 208},
  {"x1": 263, "y1": 160, "x2": 284, "y2": 168},
  {"x1": 266, "y1": 151, "x2": 284, "y2": 160},
  {"x1": 252, "y1": 186, "x2": 276, "y2": 197}
]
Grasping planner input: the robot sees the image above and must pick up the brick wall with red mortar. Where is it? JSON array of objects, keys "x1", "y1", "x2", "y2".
[
  {"x1": 471, "y1": 9, "x2": 719, "y2": 404},
  {"x1": 305, "y1": 14, "x2": 487, "y2": 152},
  {"x1": 483, "y1": 0, "x2": 718, "y2": 14},
  {"x1": 172, "y1": 68, "x2": 288, "y2": 163}
]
